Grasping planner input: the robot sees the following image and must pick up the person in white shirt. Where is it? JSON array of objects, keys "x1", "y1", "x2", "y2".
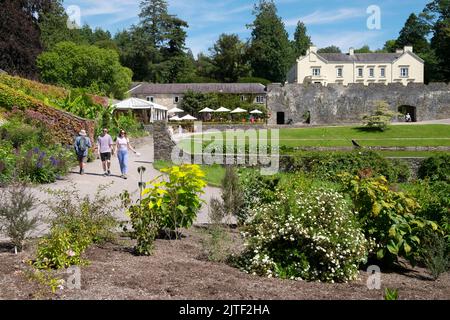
[{"x1": 115, "y1": 130, "x2": 137, "y2": 179}]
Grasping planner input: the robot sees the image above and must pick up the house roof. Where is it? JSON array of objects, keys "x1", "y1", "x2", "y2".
[
  {"x1": 317, "y1": 52, "x2": 405, "y2": 63},
  {"x1": 128, "y1": 83, "x2": 267, "y2": 95}
]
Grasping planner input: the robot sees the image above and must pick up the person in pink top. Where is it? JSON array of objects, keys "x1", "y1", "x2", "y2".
[{"x1": 115, "y1": 129, "x2": 137, "y2": 179}]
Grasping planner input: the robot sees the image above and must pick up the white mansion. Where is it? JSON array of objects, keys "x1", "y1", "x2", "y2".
[{"x1": 287, "y1": 46, "x2": 424, "y2": 86}]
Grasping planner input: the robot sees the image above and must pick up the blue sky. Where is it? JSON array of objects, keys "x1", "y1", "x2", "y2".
[{"x1": 64, "y1": 0, "x2": 430, "y2": 56}]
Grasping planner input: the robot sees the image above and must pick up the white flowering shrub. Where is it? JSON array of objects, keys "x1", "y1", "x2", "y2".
[{"x1": 237, "y1": 187, "x2": 369, "y2": 282}]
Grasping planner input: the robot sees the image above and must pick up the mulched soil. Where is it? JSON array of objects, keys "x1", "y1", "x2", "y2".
[{"x1": 0, "y1": 227, "x2": 449, "y2": 300}]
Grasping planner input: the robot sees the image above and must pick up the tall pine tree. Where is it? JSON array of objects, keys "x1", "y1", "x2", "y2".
[
  {"x1": 292, "y1": 21, "x2": 312, "y2": 59},
  {"x1": 396, "y1": 13, "x2": 431, "y2": 53},
  {"x1": 247, "y1": 0, "x2": 292, "y2": 82}
]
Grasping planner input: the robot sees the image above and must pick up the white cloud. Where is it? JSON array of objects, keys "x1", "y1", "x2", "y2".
[{"x1": 286, "y1": 8, "x2": 365, "y2": 27}]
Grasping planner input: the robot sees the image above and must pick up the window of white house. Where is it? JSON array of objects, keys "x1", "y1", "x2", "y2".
[
  {"x1": 174, "y1": 96, "x2": 180, "y2": 103},
  {"x1": 400, "y1": 67, "x2": 409, "y2": 78},
  {"x1": 312, "y1": 68, "x2": 321, "y2": 76},
  {"x1": 337, "y1": 68, "x2": 343, "y2": 78},
  {"x1": 357, "y1": 68, "x2": 363, "y2": 77},
  {"x1": 146, "y1": 96, "x2": 154, "y2": 102},
  {"x1": 256, "y1": 96, "x2": 265, "y2": 104},
  {"x1": 380, "y1": 68, "x2": 386, "y2": 78},
  {"x1": 369, "y1": 68, "x2": 375, "y2": 78},
  {"x1": 241, "y1": 95, "x2": 246, "y2": 102}
]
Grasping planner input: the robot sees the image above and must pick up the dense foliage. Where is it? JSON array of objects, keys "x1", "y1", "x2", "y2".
[
  {"x1": 237, "y1": 184, "x2": 368, "y2": 282},
  {"x1": 34, "y1": 185, "x2": 118, "y2": 269},
  {"x1": 280, "y1": 150, "x2": 411, "y2": 183},
  {"x1": 418, "y1": 154, "x2": 450, "y2": 183},
  {"x1": 122, "y1": 165, "x2": 207, "y2": 255},
  {"x1": 37, "y1": 42, "x2": 132, "y2": 99},
  {"x1": 0, "y1": 118, "x2": 74, "y2": 184}
]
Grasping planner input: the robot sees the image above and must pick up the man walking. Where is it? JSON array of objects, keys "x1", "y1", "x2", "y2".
[
  {"x1": 97, "y1": 128, "x2": 114, "y2": 176},
  {"x1": 74, "y1": 129, "x2": 92, "y2": 175}
]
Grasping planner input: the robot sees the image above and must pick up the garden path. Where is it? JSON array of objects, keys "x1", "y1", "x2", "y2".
[{"x1": 0, "y1": 136, "x2": 221, "y2": 241}]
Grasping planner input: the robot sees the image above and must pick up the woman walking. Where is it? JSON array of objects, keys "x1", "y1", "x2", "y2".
[{"x1": 115, "y1": 130, "x2": 137, "y2": 179}]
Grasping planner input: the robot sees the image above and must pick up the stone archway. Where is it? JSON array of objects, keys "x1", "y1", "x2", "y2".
[{"x1": 398, "y1": 105, "x2": 417, "y2": 122}]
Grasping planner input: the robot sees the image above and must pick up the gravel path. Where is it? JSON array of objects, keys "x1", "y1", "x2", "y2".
[{"x1": 0, "y1": 136, "x2": 221, "y2": 241}]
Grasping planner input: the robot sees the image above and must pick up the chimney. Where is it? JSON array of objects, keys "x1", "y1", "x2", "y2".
[
  {"x1": 349, "y1": 47, "x2": 354, "y2": 56},
  {"x1": 404, "y1": 46, "x2": 413, "y2": 53},
  {"x1": 396, "y1": 49, "x2": 404, "y2": 54},
  {"x1": 308, "y1": 46, "x2": 318, "y2": 54}
]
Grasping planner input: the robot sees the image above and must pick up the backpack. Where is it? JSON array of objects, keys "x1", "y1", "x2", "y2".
[{"x1": 77, "y1": 137, "x2": 88, "y2": 154}]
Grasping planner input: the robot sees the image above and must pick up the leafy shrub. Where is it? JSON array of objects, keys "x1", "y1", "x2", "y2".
[
  {"x1": 121, "y1": 190, "x2": 162, "y2": 256},
  {"x1": 418, "y1": 154, "x2": 450, "y2": 183},
  {"x1": 122, "y1": 165, "x2": 206, "y2": 255},
  {"x1": 421, "y1": 231, "x2": 449, "y2": 279},
  {"x1": 216, "y1": 166, "x2": 244, "y2": 221},
  {"x1": 237, "y1": 169, "x2": 281, "y2": 224},
  {"x1": 362, "y1": 101, "x2": 399, "y2": 131},
  {"x1": 281, "y1": 151, "x2": 411, "y2": 183},
  {"x1": 45, "y1": 185, "x2": 118, "y2": 244},
  {"x1": 237, "y1": 186, "x2": 368, "y2": 282},
  {"x1": 34, "y1": 185, "x2": 118, "y2": 269},
  {"x1": 34, "y1": 227, "x2": 91, "y2": 269},
  {"x1": 340, "y1": 173, "x2": 439, "y2": 265},
  {"x1": 0, "y1": 182, "x2": 39, "y2": 252},
  {"x1": 0, "y1": 117, "x2": 74, "y2": 184},
  {"x1": 0, "y1": 141, "x2": 16, "y2": 185}
]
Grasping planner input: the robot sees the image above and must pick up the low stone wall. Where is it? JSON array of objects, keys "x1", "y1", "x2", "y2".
[{"x1": 267, "y1": 82, "x2": 450, "y2": 125}]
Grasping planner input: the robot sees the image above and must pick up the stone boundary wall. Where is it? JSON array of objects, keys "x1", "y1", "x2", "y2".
[
  {"x1": 145, "y1": 123, "x2": 176, "y2": 161},
  {"x1": 267, "y1": 82, "x2": 450, "y2": 125}
]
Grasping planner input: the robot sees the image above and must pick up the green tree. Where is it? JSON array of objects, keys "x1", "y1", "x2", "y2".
[
  {"x1": 0, "y1": 0, "x2": 53, "y2": 78},
  {"x1": 37, "y1": 41, "x2": 132, "y2": 99},
  {"x1": 210, "y1": 34, "x2": 251, "y2": 82},
  {"x1": 354, "y1": 45, "x2": 372, "y2": 53},
  {"x1": 397, "y1": 13, "x2": 431, "y2": 53},
  {"x1": 382, "y1": 40, "x2": 398, "y2": 53},
  {"x1": 247, "y1": 0, "x2": 292, "y2": 82},
  {"x1": 291, "y1": 21, "x2": 312, "y2": 58},
  {"x1": 39, "y1": 0, "x2": 71, "y2": 50},
  {"x1": 421, "y1": 0, "x2": 450, "y2": 81},
  {"x1": 317, "y1": 46, "x2": 342, "y2": 53}
]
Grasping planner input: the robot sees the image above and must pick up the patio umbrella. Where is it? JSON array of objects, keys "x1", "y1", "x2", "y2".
[
  {"x1": 230, "y1": 108, "x2": 247, "y2": 114},
  {"x1": 169, "y1": 115, "x2": 182, "y2": 121},
  {"x1": 168, "y1": 107, "x2": 184, "y2": 114},
  {"x1": 199, "y1": 107, "x2": 215, "y2": 113},
  {"x1": 214, "y1": 107, "x2": 231, "y2": 112},
  {"x1": 250, "y1": 109, "x2": 263, "y2": 114},
  {"x1": 181, "y1": 114, "x2": 197, "y2": 121}
]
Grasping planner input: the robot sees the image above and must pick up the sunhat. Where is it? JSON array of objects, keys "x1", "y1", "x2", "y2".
[{"x1": 79, "y1": 129, "x2": 87, "y2": 136}]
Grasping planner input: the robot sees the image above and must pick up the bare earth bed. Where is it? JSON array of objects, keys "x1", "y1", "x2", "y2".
[{"x1": 0, "y1": 227, "x2": 449, "y2": 300}]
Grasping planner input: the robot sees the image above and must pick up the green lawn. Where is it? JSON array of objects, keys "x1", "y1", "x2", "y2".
[
  {"x1": 153, "y1": 160, "x2": 225, "y2": 187},
  {"x1": 178, "y1": 125, "x2": 450, "y2": 152}
]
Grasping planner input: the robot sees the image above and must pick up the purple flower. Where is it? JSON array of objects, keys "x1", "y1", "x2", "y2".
[
  {"x1": 38, "y1": 152, "x2": 46, "y2": 161},
  {"x1": 33, "y1": 147, "x2": 40, "y2": 154},
  {"x1": 49, "y1": 157, "x2": 59, "y2": 167},
  {"x1": 36, "y1": 161, "x2": 43, "y2": 169}
]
